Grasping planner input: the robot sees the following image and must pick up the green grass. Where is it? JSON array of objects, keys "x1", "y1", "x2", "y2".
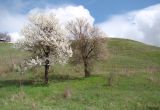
[
  {"x1": 0, "y1": 42, "x2": 27, "y2": 74},
  {"x1": 0, "y1": 38, "x2": 160, "y2": 110}
]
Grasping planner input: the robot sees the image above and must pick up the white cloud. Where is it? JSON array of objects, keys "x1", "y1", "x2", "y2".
[
  {"x1": 0, "y1": 10, "x2": 27, "y2": 42},
  {"x1": 0, "y1": 10, "x2": 26, "y2": 34},
  {"x1": 2, "y1": 3, "x2": 160, "y2": 47},
  {"x1": 29, "y1": 5, "x2": 94, "y2": 25},
  {"x1": 0, "y1": 5, "x2": 94, "y2": 42},
  {"x1": 9, "y1": 32, "x2": 23, "y2": 43},
  {"x1": 98, "y1": 4, "x2": 160, "y2": 47}
]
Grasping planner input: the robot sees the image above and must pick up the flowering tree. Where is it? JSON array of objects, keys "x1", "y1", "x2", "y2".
[{"x1": 18, "y1": 12, "x2": 72, "y2": 84}]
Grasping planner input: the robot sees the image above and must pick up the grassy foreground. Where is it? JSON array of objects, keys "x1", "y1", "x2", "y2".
[{"x1": 0, "y1": 38, "x2": 160, "y2": 110}]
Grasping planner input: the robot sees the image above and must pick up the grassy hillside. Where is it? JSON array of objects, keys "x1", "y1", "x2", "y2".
[
  {"x1": 0, "y1": 38, "x2": 160, "y2": 110},
  {"x1": 0, "y1": 43, "x2": 27, "y2": 74},
  {"x1": 93, "y1": 38, "x2": 160, "y2": 76}
]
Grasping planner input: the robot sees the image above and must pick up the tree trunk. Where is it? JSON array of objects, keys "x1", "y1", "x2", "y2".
[
  {"x1": 84, "y1": 60, "x2": 90, "y2": 77},
  {"x1": 44, "y1": 59, "x2": 49, "y2": 84},
  {"x1": 44, "y1": 46, "x2": 50, "y2": 84}
]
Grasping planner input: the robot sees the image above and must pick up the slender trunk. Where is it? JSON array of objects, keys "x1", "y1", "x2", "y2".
[
  {"x1": 84, "y1": 60, "x2": 90, "y2": 77},
  {"x1": 44, "y1": 46, "x2": 50, "y2": 84},
  {"x1": 44, "y1": 59, "x2": 49, "y2": 84}
]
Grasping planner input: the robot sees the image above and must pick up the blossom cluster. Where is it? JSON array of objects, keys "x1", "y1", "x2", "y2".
[{"x1": 18, "y1": 12, "x2": 72, "y2": 66}]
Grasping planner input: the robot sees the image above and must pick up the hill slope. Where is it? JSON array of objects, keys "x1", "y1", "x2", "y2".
[
  {"x1": 94, "y1": 38, "x2": 160, "y2": 75},
  {"x1": 0, "y1": 38, "x2": 160, "y2": 110}
]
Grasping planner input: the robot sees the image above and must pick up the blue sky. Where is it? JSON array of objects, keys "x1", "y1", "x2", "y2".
[
  {"x1": 1, "y1": 0, "x2": 160, "y2": 23},
  {"x1": 70, "y1": 0, "x2": 160, "y2": 23},
  {"x1": 0, "y1": 0, "x2": 160, "y2": 46}
]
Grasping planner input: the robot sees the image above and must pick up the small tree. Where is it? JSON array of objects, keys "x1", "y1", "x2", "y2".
[
  {"x1": 66, "y1": 18, "x2": 107, "y2": 77},
  {"x1": 18, "y1": 12, "x2": 72, "y2": 84},
  {"x1": 0, "y1": 32, "x2": 11, "y2": 42}
]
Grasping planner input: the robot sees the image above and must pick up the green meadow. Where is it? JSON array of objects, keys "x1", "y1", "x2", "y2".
[{"x1": 0, "y1": 38, "x2": 160, "y2": 110}]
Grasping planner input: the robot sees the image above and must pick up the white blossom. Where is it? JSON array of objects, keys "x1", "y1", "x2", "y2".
[{"x1": 17, "y1": 12, "x2": 72, "y2": 67}]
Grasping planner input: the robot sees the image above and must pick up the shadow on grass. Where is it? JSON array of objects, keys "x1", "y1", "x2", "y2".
[
  {"x1": 0, "y1": 74, "x2": 84, "y2": 88},
  {"x1": 49, "y1": 74, "x2": 84, "y2": 82},
  {"x1": 0, "y1": 79, "x2": 33, "y2": 88}
]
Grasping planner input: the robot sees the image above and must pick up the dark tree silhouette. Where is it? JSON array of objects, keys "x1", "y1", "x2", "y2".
[{"x1": 67, "y1": 18, "x2": 107, "y2": 77}]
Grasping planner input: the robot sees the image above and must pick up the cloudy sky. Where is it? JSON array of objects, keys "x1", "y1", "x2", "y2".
[{"x1": 0, "y1": 0, "x2": 160, "y2": 47}]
